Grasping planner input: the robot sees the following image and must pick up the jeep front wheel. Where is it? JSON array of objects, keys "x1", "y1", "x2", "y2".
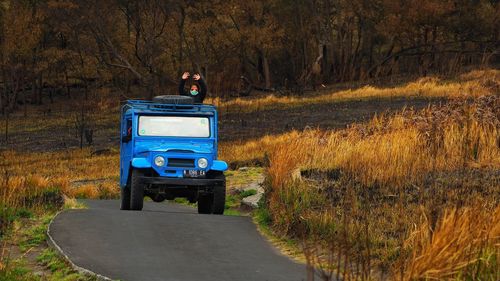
[
  {"x1": 212, "y1": 174, "x2": 226, "y2": 215},
  {"x1": 130, "y1": 169, "x2": 145, "y2": 211}
]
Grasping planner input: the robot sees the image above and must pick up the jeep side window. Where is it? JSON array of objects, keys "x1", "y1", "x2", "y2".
[{"x1": 122, "y1": 118, "x2": 132, "y2": 142}]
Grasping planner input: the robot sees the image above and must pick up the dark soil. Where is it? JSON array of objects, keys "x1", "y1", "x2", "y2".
[
  {"x1": 219, "y1": 97, "x2": 445, "y2": 141},
  {"x1": 0, "y1": 96, "x2": 445, "y2": 152}
]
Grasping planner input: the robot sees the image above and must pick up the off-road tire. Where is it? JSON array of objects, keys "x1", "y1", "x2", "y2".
[
  {"x1": 152, "y1": 95, "x2": 193, "y2": 105},
  {"x1": 212, "y1": 174, "x2": 226, "y2": 215},
  {"x1": 130, "y1": 169, "x2": 145, "y2": 211},
  {"x1": 197, "y1": 194, "x2": 213, "y2": 214},
  {"x1": 120, "y1": 184, "x2": 131, "y2": 210}
]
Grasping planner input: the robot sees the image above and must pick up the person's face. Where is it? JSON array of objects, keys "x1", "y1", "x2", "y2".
[{"x1": 190, "y1": 85, "x2": 199, "y2": 92}]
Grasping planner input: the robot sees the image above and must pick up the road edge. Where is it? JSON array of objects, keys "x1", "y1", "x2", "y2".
[{"x1": 46, "y1": 210, "x2": 115, "y2": 281}]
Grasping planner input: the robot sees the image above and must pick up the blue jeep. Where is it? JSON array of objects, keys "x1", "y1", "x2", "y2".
[{"x1": 119, "y1": 96, "x2": 228, "y2": 214}]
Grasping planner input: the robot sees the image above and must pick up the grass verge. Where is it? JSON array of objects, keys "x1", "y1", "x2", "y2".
[{"x1": 0, "y1": 201, "x2": 94, "y2": 281}]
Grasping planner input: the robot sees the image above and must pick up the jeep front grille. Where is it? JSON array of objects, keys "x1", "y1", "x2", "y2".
[
  {"x1": 167, "y1": 158, "x2": 195, "y2": 168},
  {"x1": 167, "y1": 149, "x2": 194, "y2": 153}
]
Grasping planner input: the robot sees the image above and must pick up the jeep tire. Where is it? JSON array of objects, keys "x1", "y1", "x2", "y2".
[
  {"x1": 152, "y1": 95, "x2": 193, "y2": 105},
  {"x1": 212, "y1": 174, "x2": 226, "y2": 215},
  {"x1": 197, "y1": 194, "x2": 213, "y2": 214},
  {"x1": 130, "y1": 169, "x2": 145, "y2": 211},
  {"x1": 120, "y1": 184, "x2": 131, "y2": 210}
]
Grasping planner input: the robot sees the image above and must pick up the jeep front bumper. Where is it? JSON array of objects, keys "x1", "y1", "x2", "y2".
[{"x1": 140, "y1": 177, "x2": 223, "y2": 186}]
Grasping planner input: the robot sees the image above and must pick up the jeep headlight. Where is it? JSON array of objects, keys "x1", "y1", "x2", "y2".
[
  {"x1": 154, "y1": 156, "x2": 165, "y2": 167},
  {"x1": 197, "y1": 158, "x2": 208, "y2": 169}
]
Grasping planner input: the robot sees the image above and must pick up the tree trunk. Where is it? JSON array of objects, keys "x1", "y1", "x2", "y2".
[
  {"x1": 0, "y1": 51, "x2": 3, "y2": 114},
  {"x1": 147, "y1": 75, "x2": 155, "y2": 100},
  {"x1": 262, "y1": 55, "x2": 271, "y2": 89},
  {"x1": 23, "y1": 90, "x2": 27, "y2": 117},
  {"x1": 322, "y1": 44, "x2": 328, "y2": 83},
  {"x1": 84, "y1": 81, "x2": 89, "y2": 100},
  {"x1": 0, "y1": 79, "x2": 4, "y2": 115},
  {"x1": 126, "y1": 78, "x2": 131, "y2": 97},
  {"x1": 31, "y1": 78, "x2": 37, "y2": 104},
  {"x1": 4, "y1": 111, "x2": 8, "y2": 142},
  {"x1": 8, "y1": 75, "x2": 21, "y2": 111},
  {"x1": 49, "y1": 87, "x2": 54, "y2": 104},
  {"x1": 178, "y1": 6, "x2": 185, "y2": 72},
  {"x1": 311, "y1": 44, "x2": 324, "y2": 91},
  {"x1": 80, "y1": 101, "x2": 84, "y2": 149},
  {"x1": 201, "y1": 66, "x2": 208, "y2": 84},
  {"x1": 65, "y1": 70, "x2": 71, "y2": 98}
]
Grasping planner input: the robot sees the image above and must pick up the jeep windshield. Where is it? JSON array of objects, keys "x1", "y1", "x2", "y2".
[{"x1": 138, "y1": 116, "x2": 210, "y2": 138}]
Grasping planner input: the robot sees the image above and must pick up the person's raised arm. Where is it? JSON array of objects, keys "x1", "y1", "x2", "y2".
[
  {"x1": 193, "y1": 73, "x2": 207, "y2": 102},
  {"x1": 179, "y1": 72, "x2": 190, "y2": 96}
]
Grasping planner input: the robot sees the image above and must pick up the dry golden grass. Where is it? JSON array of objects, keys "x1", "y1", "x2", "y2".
[
  {"x1": 400, "y1": 206, "x2": 500, "y2": 280},
  {"x1": 221, "y1": 96, "x2": 499, "y2": 190},
  {"x1": 0, "y1": 148, "x2": 120, "y2": 229},
  {"x1": 207, "y1": 69, "x2": 499, "y2": 114},
  {"x1": 219, "y1": 131, "x2": 303, "y2": 166}
]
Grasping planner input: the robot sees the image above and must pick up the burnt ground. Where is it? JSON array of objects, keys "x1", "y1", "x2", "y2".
[
  {"x1": 0, "y1": 96, "x2": 445, "y2": 152},
  {"x1": 218, "y1": 97, "x2": 444, "y2": 141}
]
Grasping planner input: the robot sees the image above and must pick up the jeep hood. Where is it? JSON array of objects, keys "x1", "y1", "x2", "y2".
[{"x1": 134, "y1": 141, "x2": 214, "y2": 154}]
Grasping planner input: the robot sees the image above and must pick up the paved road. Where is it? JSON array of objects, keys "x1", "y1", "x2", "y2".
[{"x1": 49, "y1": 200, "x2": 305, "y2": 281}]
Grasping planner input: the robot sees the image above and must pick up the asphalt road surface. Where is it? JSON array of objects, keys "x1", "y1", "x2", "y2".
[{"x1": 48, "y1": 200, "x2": 306, "y2": 281}]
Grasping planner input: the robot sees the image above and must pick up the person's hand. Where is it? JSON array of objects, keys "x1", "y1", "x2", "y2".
[
  {"x1": 182, "y1": 72, "x2": 190, "y2": 80},
  {"x1": 193, "y1": 74, "x2": 201, "y2": 81}
]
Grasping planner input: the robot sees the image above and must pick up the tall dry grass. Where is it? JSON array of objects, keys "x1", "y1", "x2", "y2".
[
  {"x1": 0, "y1": 149, "x2": 120, "y2": 232},
  {"x1": 400, "y1": 206, "x2": 500, "y2": 280}
]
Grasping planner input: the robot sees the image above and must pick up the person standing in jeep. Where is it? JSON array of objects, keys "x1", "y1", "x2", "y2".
[{"x1": 178, "y1": 72, "x2": 207, "y2": 104}]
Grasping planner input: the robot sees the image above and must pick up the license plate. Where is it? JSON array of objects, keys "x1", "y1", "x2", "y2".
[{"x1": 184, "y1": 170, "x2": 205, "y2": 178}]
